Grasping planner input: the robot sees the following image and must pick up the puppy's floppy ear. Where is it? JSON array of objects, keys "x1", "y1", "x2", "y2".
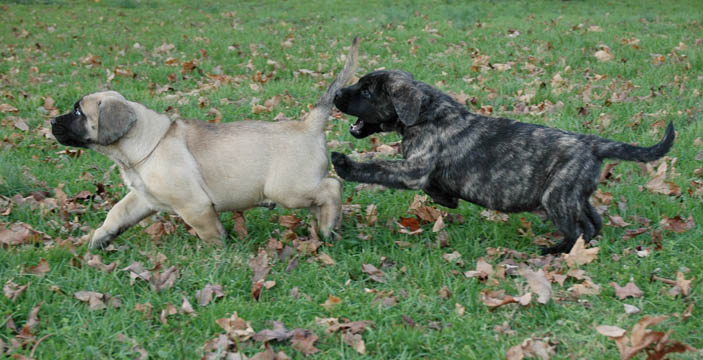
[
  {"x1": 386, "y1": 77, "x2": 423, "y2": 127},
  {"x1": 97, "y1": 97, "x2": 136, "y2": 145}
]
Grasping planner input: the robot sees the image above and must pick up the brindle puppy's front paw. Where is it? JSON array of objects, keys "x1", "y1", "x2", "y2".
[{"x1": 331, "y1": 152, "x2": 352, "y2": 179}]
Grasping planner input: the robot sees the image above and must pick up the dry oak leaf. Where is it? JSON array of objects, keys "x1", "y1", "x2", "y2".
[
  {"x1": 594, "y1": 45, "x2": 614, "y2": 62},
  {"x1": 408, "y1": 194, "x2": 442, "y2": 222},
  {"x1": 0, "y1": 103, "x2": 19, "y2": 113},
  {"x1": 610, "y1": 281, "x2": 644, "y2": 300},
  {"x1": 518, "y1": 267, "x2": 552, "y2": 304},
  {"x1": 596, "y1": 325, "x2": 627, "y2": 338},
  {"x1": 315, "y1": 253, "x2": 336, "y2": 266},
  {"x1": 596, "y1": 315, "x2": 697, "y2": 360},
  {"x1": 278, "y1": 215, "x2": 302, "y2": 230},
  {"x1": 464, "y1": 258, "x2": 494, "y2": 280},
  {"x1": 290, "y1": 329, "x2": 320, "y2": 356},
  {"x1": 232, "y1": 211, "x2": 248, "y2": 238},
  {"x1": 481, "y1": 290, "x2": 531, "y2": 310},
  {"x1": 115, "y1": 333, "x2": 148, "y2": 360},
  {"x1": 25, "y1": 258, "x2": 50, "y2": 276},
  {"x1": 121, "y1": 262, "x2": 152, "y2": 284},
  {"x1": 181, "y1": 296, "x2": 196, "y2": 316},
  {"x1": 624, "y1": 304, "x2": 641, "y2": 315},
  {"x1": 84, "y1": 253, "x2": 118, "y2": 273},
  {"x1": 74, "y1": 291, "x2": 107, "y2": 311},
  {"x1": 160, "y1": 304, "x2": 178, "y2": 325},
  {"x1": 21, "y1": 302, "x2": 43, "y2": 336},
  {"x1": 646, "y1": 161, "x2": 681, "y2": 196},
  {"x1": 252, "y1": 321, "x2": 291, "y2": 343},
  {"x1": 249, "y1": 248, "x2": 271, "y2": 284},
  {"x1": 675, "y1": 271, "x2": 692, "y2": 297},
  {"x1": 659, "y1": 215, "x2": 694, "y2": 233},
  {"x1": 506, "y1": 337, "x2": 556, "y2": 360},
  {"x1": 326, "y1": 320, "x2": 374, "y2": 335},
  {"x1": 442, "y1": 251, "x2": 464, "y2": 267},
  {"x1": 342, "y1": 332, "x2": 366, "y2": 354},
  {"x1": 361, "y1": 263, "x2": 386, "y2": 283},
  {"x1": 456, "y1": 303, "x2": 466, "y2": 316},
  {"x1": 568, "y1": 278, "x2": 602, "y2": 297},
  {"x1": 321, "y1": 295, "x2": 342, "y2": 310},
  {"x1": 398, "y1": 216, "x2": 423, "y2": 235},
  {"x1": 3, "y1": 280, "x2": 30, "y2": 301},
  {"x1": 563, "y1": 236, "x2": 599, "y2": 267},
  {"x1": 150, "y1": 265, "x2": 179, "y2": 292},
  {"x1": 0, "y1": 222, "x2": 44, "y2": 247},
  {"x1": 216, "y1": 312, "x2": 255, "y2": 343},
  {"x1": 195, "y1": 284, "x2": 225, "y2": 307}
]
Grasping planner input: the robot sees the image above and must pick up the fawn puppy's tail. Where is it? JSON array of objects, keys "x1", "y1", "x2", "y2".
[{"x1": 304, "y1": 37, "x2": 360, "y2": 132}]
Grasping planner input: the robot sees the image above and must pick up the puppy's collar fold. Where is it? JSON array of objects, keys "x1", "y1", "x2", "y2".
[{"x1": 124, "y1": 120, "x2": 176, "y2": 170}]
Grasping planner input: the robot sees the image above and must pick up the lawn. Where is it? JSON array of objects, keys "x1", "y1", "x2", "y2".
[{"x1": 1, "y1": 0, "x2": 702, "y2": 358}]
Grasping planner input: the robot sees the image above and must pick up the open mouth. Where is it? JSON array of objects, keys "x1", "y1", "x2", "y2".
[{"x1": 350, "y1": 118, "x2": 365, "y2": 133}]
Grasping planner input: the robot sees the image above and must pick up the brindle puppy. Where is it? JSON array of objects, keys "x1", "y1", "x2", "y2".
[{"x1": 331, "y1": 70, "x2": 675, "y2": 254}]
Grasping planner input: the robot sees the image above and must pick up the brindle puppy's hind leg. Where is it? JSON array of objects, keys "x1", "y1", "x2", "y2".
[{"x1": 424, "y1": 185, "x2": 459, "y2": 209}]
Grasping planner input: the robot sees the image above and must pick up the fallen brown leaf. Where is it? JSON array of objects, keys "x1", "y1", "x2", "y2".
[
  {"x1": 506, "y1": 337, "x2": 556, "y2": 360},
  {"x1": 232, "y1": 211, "x2": 248, "y2": 238},
  {"x1": 3, "y1": 280, "x2": 30, "y2": 301},
  {"x1": 442, "y1": 251, "x2": 464, "y2": 267},
  {"x1": 519, "y1": 267, "x2": 552, "y2": 304},
  {"x1": 24, "y1": 259, "x2": 50, "y2": 276},
  {"x1": 597, "y1": 315, "x2": 696, "y2": 360},
  {"x1": 196, "y1": 284, "x2": 225, "y2": 307},
  {"x1": 594, "y1": 45, "x2": 614, "y2": 62},
  {"x1": 290, "y1": 329, "x2": 320, "y2": 356},
  {"x1": 321, "y1": 295, "x2": 342, "y2": 310},
  {"x1": 253, "y1": 321, "x2": 291, "y2": 343},
  {"x1": 659, "y1": 215, "x2": 695, "y2": 233},
  {"x1": 74, "y1": 291, "x2": 106, "y2": 311},
  {"x1": 342, "y1": 332, "x2": 366, "y2": 354},
  {"x1": 646, "y1": 161, "x2": 681, "y2": 196},
  {"x1": 481, "y1": 290, "x2": 531, "y2": 310},
  {"x1": 675, "y1": 271, "x2": 692, "y2": 296},
  {"x1": 464, "y1": 258, "x2": 494, "y2": 280},
  {"x1": 563, "y1": 236, "x2": 599, "y2": 267},
  {"x1": 150, "y1": 266, "x2": 179, "y2": 292},
  {"x1": 249, "y1": 248, "x2": 271, "y2": 284},
  {"x1": 361, "y1": 263, "x2": 386, "y2": 283},
  {"x1": 610, "y1": 281, "x2": 644, "y2": 300},
  {"x1": 0, "y1": 222, "x2": 45, "y2": 247},
  {"x1": 216, "y1": 312, "x2": 255, "y2": 343},
  {"x1": 568, "y1": 278, "x2": 602, "y2": 297},
  {"x1": 84, "y1": 253, "x2": 118, "y2": 273}
]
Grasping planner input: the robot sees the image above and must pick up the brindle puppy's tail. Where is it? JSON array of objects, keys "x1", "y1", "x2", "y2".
[
  {"x1": 594, "y1": 122, "x2": 675, "y2": 162},
  {"x1": 304, "y1": 37, "x2": 360, "y2": 133}
]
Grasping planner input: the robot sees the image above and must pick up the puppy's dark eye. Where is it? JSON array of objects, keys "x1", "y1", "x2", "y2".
[{"x1": 361, "y1": 88, "x2": 371, "y2": 99}]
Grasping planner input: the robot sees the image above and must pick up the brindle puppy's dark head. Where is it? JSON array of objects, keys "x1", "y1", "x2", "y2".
[
  {"x1": 51, "y1": 91, "x2": 137, "y2": 148},
  {"x1": 334, "y1": 70, "x2": 423, "y2": 138}
]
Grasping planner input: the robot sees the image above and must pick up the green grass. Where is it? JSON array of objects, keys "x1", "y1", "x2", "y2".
[{"x1": 1, "y1": 0, "x2": 702, "y2": 358}]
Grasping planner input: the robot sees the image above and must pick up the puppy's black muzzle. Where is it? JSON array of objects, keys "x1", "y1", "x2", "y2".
[
  {"x1": 334, "y1": 87, "x2": 381, "y2": 139},
  {"x1": 51, "y1": 112, "x2": 90, "y2": 148}
]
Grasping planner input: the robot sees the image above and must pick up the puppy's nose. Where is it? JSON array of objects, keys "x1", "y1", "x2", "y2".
[
  {"x1": 334, "y1": 89, "x2": 343, "y2": 100},
  {"x1": 50, "y1": 117, "x2": 57, "y2": 126}
]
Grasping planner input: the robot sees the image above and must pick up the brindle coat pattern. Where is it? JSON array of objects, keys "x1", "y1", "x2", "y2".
[{"x1": 331, "y1": 70, "x2": 675, "y2": 254}]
